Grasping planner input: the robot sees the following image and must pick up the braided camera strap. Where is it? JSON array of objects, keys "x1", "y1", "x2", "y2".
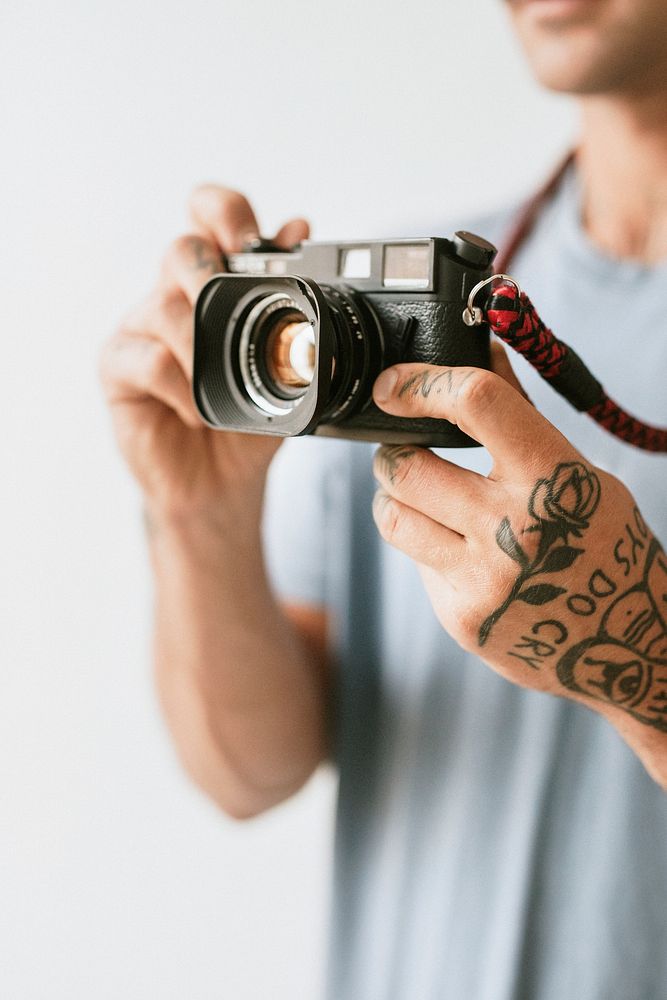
[
  {"x1": 485, "y1": 155, "x2": 667, "y2": 453},
  {"x1": 486, "y1": 283, "x2": 667, "y2": 452}
]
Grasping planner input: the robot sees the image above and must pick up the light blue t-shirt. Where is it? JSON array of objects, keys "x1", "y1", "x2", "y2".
[{"x1": 263, "y1": 167, "x2": 667, "y2": 1000}]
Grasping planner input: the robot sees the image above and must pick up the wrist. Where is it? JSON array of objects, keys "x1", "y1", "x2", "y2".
[
  {"x1": 144, "y1": 490, "x2": 267, "y2": 578},
  {"x1": 144, "y1": 474, "x2": 265, "y2": 539}
]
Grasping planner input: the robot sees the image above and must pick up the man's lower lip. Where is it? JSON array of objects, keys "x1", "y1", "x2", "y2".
[
  {"x1": 513, "y1": 0, "x2": 601, "y2": 18},
  {"x1": 516, "y1": 0, "x2": 599, "y2": 7}
]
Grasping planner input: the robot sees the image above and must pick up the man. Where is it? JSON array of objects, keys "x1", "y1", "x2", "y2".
[{"x1": 101, "y1": 0, "x2": 667, "y2": 996}]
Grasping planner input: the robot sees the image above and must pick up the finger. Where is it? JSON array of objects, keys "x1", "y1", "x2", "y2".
[
  {"x1": 100, "y1": 332, "x2": 202, "y2": 429},
  {"x1": 372, "y1": 489, "x2": 466, "y2": 576},
  {"x1": 372, "y1": 363, "x2": 568, "y2": 476},
  {"x1": 489, "y1": 340, "x2": 532, "y2": 404},
  {"x1": 121, "y1": 288, "x2": 194, "y2": 378},
  {"x1": 159, "y1": 234, "x2": 225, "y2": 306},
  {"x1": 372, "y1": 445, "x2": 493, "y2": 537},
  {"x1": 273, "y1": 217, "x2": 310, "y2": 249},
  {"x1": 188, "y1": 184, "x2": 260, "y2": 252}
]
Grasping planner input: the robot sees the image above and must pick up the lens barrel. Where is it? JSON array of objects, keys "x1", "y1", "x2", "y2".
[
  {"x1": 193, "y1": 274, "x2": 383, "y2": 436},
  {"x1": 316, "y1": 284, "x2": 383, "y2": 424}
]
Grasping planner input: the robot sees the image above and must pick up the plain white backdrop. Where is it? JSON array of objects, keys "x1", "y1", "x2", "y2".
[{"x1": 1, "y1": 2, "x2": 576, "y2": 997}]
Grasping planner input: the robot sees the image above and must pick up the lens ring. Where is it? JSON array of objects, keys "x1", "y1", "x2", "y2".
[
  {"x1": 223, "y1": 278, "x2": 382, "y2": 430},
  {"x1": 318, "y1": 285, "x2": 384, "y2": 424}
]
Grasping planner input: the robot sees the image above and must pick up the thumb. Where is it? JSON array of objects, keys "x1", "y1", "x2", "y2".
[
  {"x1": 489, "y1": 340, "x2": 532, "y2": 405},
  {"x1": 274, "y1": 217, "x2": 310, "y2": 249}
]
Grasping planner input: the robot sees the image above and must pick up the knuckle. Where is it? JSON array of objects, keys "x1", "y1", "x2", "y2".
[
  {"x1": 377, "y1": 446, "x2": 425, "y2": 492},
  {"x1": 154, "y1": 286, "x2": 188, "y2": 321},
  {"x1": 403, "y1": 450, "x2": 430, "y2": 491},
  {"x1": 394, "y1": 456, "x2": 425, "y2": 495},
  {"x1": 114, "y1": 320, "x2": 134, "y2": 341},
  {"x1": 453, "y1": 604, "x2": 480, "y2": 649},
  {"x1": 115, "y1": 288, "x2": 158, "y2": 334},
  {"x1": 375, "y1": 495, "x2": 402, "y2": 544},
  {"x1": 161, "y1": 234, "x2": 223, "y2": 285},
  {"x1": 166, "y1": 232, "x2": 204, "y2": 263},
  {"x1": 457, "y1": 369, "x2": 500, "y2": 417},
  {"x1": 480, "y1": 560, "x2": 515, "y2": 608},
  {"x1": 114, "y1": 301, "x2": 145, "y2": 338},
  {"x1": 470, "y1": 529, "x2": 516, "y2": 594},
  {"x1": 216, "y1": 188, "x2": 252, "y2": 221},
  {"x1": 146, "y1": 343, "x2": 173, "y2": 386},
  {"x1": 599, "y1": 467, "x2": 628, "y2": 501},
  {"x1": 99, "y1": 327, "x2": 130, "y2": 383}
]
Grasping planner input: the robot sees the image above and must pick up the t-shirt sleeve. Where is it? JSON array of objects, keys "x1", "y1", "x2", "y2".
[{"x1": 262, "y1": 436, "x2": 345, "y2": 607}]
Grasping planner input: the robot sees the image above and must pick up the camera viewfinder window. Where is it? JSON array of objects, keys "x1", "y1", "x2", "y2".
[
  {"x1": 340, "y1": 247, "x2": 371, "y2": 279},
  {"x1": 383, "y1": 243, "x2": 430, "y2": 288}
]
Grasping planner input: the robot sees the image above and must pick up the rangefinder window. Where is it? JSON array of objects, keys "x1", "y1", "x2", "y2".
[
  {"x1": 340, "y1": 247, "x2": 372, "y2": 279},
  {"x1": 266, "y1": 258, "x2": 289, "y2": 275},
  {"x1": 383, "y1": 243, "x2": 430, "y2": 288}
]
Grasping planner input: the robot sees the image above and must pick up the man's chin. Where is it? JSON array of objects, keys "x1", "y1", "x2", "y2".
[
  {"x1": 506, "y1": 0, "x2": 667, "y2": 96},
  {"x1": 508, "y1": 4, "x2": 634, "y2": 94},
  {"x1": 521, "y1": 52, "x2": 626, "y2": 96}
]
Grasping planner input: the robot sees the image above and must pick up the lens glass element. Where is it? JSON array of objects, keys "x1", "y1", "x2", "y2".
[
  {"x1": 237, "y1": 292, "x2": 317, "y2": 417},
  {"x1": 265, "y1": 315, "x2": 315, "y2": 392}
]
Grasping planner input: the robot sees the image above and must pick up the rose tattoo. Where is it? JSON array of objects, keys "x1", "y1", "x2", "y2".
[{"x1": 479, "y1": 462, "x2": 602, "y2": 645}]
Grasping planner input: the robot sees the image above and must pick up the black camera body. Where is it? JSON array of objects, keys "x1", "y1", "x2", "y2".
[{"x1": 193, "y1": 232, "x2": 496, "y2": 448}]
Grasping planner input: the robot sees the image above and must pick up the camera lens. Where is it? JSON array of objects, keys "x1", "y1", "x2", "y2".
[
  {"x1": 235, "y1": 283, "x2": 381, "y2": 423},
  {"x1": 193, "y1": 273, "x2": 385, "y2": 436}
]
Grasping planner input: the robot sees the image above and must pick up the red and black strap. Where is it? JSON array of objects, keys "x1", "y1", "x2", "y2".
[
  {"x1": 485, "y1": 281, "x2": 667, "y2": 453},
  {"x1": 487, "y1": 153, "x2": 666, "y2": 453}
]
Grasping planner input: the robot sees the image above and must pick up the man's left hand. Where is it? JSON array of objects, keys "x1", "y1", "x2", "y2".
[{"x1": 371, "y1": 362, "x2": 667, "y2": 784}]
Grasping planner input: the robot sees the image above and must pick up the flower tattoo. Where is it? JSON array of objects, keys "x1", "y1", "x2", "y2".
[
  {"x1": 478, "y1": 463, "x2": 602, "y2": 646},
  {"x1": 528, "y1": 462, "x2": 601, "y2": 541}
]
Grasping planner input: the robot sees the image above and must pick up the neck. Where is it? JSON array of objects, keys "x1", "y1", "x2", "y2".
[{"x1": 576, "y1": 91, "x2": 667, "y2": 264}]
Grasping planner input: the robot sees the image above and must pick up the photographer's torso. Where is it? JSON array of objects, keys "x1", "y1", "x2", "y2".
[{"x1": 263, "y1": 165, "x2": 667, "y2": 1000}]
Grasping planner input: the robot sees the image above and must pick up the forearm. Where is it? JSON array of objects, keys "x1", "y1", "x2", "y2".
[
  {"x1": 146, "y1": 498, "x2": 328, "y2": 819},
  {"x1": 489, "y1": 503, "x2": 667, "y2": 789},
  {"x1": 546, "y1": 517, "x2": 667, "y2": 790}
]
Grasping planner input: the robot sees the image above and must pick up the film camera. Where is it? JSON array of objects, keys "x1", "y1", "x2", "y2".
[{"x1": 193, "y1": 232, "x2": 496, "y2": 447}]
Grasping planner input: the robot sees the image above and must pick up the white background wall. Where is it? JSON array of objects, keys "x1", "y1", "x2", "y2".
[{"x1": 1, "y1": 2, "x2": 575, "y2": 997}]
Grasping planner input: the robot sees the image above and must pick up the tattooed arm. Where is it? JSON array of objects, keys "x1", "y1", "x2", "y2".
[{"x1": 371, "y1": 363, "x2": 667, "y2": 790}]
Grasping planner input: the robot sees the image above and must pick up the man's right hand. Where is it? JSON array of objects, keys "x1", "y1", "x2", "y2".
[
  {"x1": 100, "y1": 187, "x2": 329, "y2": 820},
  {"x1": 100, "y1": 185, "x2": 310, "y2": 521}
]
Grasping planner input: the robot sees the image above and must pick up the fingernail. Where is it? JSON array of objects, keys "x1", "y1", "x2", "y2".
[
  {"x1": 374, "y1": 369, "x2": 398, "y2": 404},
  {"x1": 240, "y1": 231, "x2": 261, "y2": 250}
]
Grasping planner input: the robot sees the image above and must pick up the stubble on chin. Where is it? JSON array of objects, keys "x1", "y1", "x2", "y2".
[{"x1": 506, "y1": 2, "x2": 667, "y2": 97}]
